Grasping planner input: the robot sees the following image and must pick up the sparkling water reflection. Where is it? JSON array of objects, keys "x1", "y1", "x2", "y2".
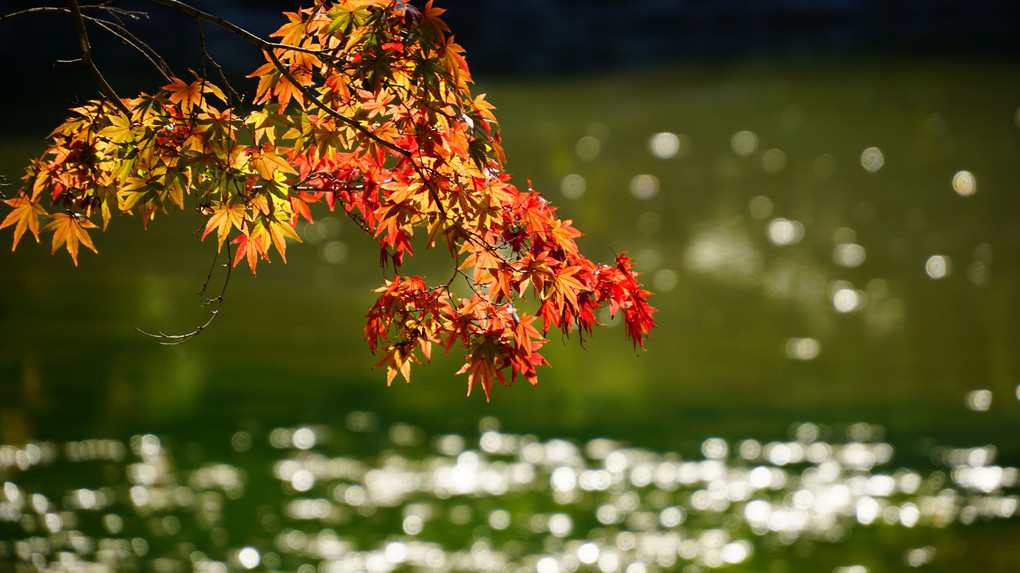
[{"x1": 1, "y1": 420, "x2": 1016, "y2": 573}]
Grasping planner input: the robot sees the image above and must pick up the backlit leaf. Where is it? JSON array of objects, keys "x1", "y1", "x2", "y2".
[
  {"x1": 42, "y1": 213, "x2": 98, "y2": 266},
  {"x1": 1, "y1": 193, "x2": 48, "y2": 250}
]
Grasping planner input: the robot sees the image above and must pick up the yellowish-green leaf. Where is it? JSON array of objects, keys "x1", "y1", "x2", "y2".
[{"x1": 99, "y1": 112, "x2": 135, "y2": 144}]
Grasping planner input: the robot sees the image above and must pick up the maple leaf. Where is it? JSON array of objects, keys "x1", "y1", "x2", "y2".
[
  {"x1": 117, "y1": 176, "x2": 151, "y2": 212},
  {"x1": 98, "y1": 112, "x2": 135, "y2": 144},
  {"x1": 273, "y1": 72, "x2": 307, "y2": 107},
  {"x1": 373, "y1": 344, "x2": 417, "y2": 386},
  {"x1": 248, "y1": 62, "x2": 279, "y2": 105},
  {"x1": 422, "y1": 0, "x2": 450, "y2": 41},
  {"x1": 251, "y1": 147, "x2": 298, "y2": 180},
  {"x1": 201, "y1": 203, "x2": 246, "y2": 250},
  {"x1": 2, "y1": 0, "x2": 657, "y2": 400},
  {"x1": 442, "y1": 38, "x2": 472, "y2": 90},
  {"x1": 42, "y1": 213, "x2": 98, "y2": 266},
  {"x1": 231, "y1": 231, "x2": 268, "y2": 274},
  {"x1": 266, "y1": 218, "x2": 301, "y2": 263},
  {"x1": 1, "y1": 193, "x2": 48, "y2": 250},
  {"x1": 271, "y1": 11, "x2": 307, "y2": 46},
  {"x1": 455, "y1": 337, "x2": 509, "y2": 402},
  {"x1": 162, "y1": 77, "x2": 205, "y2": 115}
]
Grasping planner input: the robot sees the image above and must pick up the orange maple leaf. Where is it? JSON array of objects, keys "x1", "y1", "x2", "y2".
[
  {"x1": 42, "y1": 213, "x2": 98, "y2": 266},
  {"x1": 1, "y1": 193, "x2": 48, "y2": 250},
  {"x1": 201, "y1": 203, "x2": 246, "y2": 250},
  {"x1": 456, "y1": 339, "x2": 504, "y2": 401},
  {"x1": 373, "y1": 344, "x2": 417, "y2": 386},
  {"x1": 162, "y1": 78, "x2": 203, "y2": 115},
  {"x1": 422, "y1": 0, "x2": 450, "y2": 40},
  {"x1": 162, "y1": 76, "x2": 224, "y2": 115}
]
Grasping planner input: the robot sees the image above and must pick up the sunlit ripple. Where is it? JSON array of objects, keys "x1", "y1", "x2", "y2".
[
  {"x1": 860, "y1": 147, "x2": 884, "y2": 173},
  {"x1": 1, "y1": 421, "x2": 1016, "y2": 573},
  {"x1": 731, "y1": 130, "x2": 758, "y2": 157},
  {"x1": 684, "y1": 227, "x2": 762, "y2": 283},
  {"x1": 833, "y1": 243, "x2": 866, "y2": 268},
  {"x1": 629, "y1": 174, "x2": 660, "y2": 200},
  {"x1": 767, "y1": 218, "x2": 804, "y2": 246},
  {"x1": 925, "y1": 255, "x2": 950, "y2": 279},
  {"x1": 952, "y1": 170, "x2": 977, "y2": 196},
  {"x1": 574, "y1": 135, "x2": 600, "y2": 162},
  {"x1": 761, "y1": 149, "x2": 787, "y2": 174},
  {"x1": 648, "y1": 132, "x2": 690, "y2": 160},
  {"x1": 965, "y1": 389, "x2": 993, "y2": 412},
  {"x1": 786, "y1": 337, "x2": 821, "y2": 360},
  {"x1": 561, "y1": 174, "x2": 587, "y2": 200}
]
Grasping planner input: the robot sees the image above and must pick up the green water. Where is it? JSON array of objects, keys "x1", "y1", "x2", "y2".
[{"x1": 1, "y1": 58, "x2": 1019, "y2": 571}]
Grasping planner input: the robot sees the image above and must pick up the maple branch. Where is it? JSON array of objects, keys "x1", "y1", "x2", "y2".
[
  {"x1": 0, "y1": 6, "x2": 68, "y2": 24},
  {"x1": 136, "y1": 240, "x2": 233, "y2": 345},
  {"x1": 66, "y1": 0, "x2": 131, "y2": 115},
  {"x1": 194, "y1": 19, "x2": 240, "y2": 105},
  {"x1": 85, "y1": 16, "x2": 174, "y2": 82},
  {"x1": 147, "y1": 0, "x2": 324, "y2": 57},
  {"x1": 147, "y1": 0, "x2": 450, "y2": 214},
  {"x1": 1, "y1": 4, "x2": 171, "y2": 83}
]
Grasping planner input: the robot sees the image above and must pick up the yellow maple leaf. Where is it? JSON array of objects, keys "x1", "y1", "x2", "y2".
[
  {"x1": 1, "y1": 193, "x2": 49, "y2": 250},
  {"x1": 42, "y1": 213, "x2": 98, "y2": 266}
]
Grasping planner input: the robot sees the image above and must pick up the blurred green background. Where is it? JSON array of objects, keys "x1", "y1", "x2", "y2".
[
  {"x1": 2, "y1": 57, "x2": 1018, "y2": 456},
  {"x1": 2, "y1": 35, "x2": 1020, "y2": 573}
]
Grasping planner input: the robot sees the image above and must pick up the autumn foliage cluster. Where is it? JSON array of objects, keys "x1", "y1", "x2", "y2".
[{"x1": 1, "y1": 0, "x2": 655, "y2": 399}]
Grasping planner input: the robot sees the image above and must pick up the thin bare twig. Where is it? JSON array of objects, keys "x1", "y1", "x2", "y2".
[
  {"x1": 87, "y1": 16, "x2": 174, "y2": 82},
  {"x1": 0, "y1": 6, "x2": 69, "y2": 24},
  {"x1": 2, "y1": 5, "x2": 169, "y2": 81},
  {"x1": 194, "y1": 18, "x2": 240, "y2": 105},
  {"x1": 136, "y1": 240, "x2": 233, "y2": 345},
  {"x1": 67, "y1": 0, "x2": 131, "y2": 115}
]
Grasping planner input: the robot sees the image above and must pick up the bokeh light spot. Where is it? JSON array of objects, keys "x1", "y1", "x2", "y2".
[
  {"x1": 731, "y1": 131, "x2": 758, "y2": 157},
  {"x1": 488, "y1": 509, "x2": 510, "y2": 530},
  {"x1": 834, "y1": 243, "x2": 866, "y2": 268},
  {"x1": 860, "y1": 147, "x2": 884, "y2": 172},
  {"x1": 952, "y1": 171, "x2": 976, "y2": 196},
  {"x1": 652, "y1": 269, "x2": 677, "y2": 293},
  {"x1": 925, "y1": 255, "x2": 950, "y2": 279},
  {"x1": 648, "y1": 132, "x2": 690, "y2": 159},
  {"x1": 761, "y1": 149, "x2": 787, "y2": 173},
  {"x1": 537, "y1": 556, "x2": 560, "y2": 573},
  {"x1": 292, "y1": 427, "x2": 316, "y2": 450},
  {"x1": 576, "y1": 136, "x2": 600, "y2": 162},
  {"x1": 561, "y1": 174, "x2": 586, "y2": 200},
  {"x1": 966, "y1": 390, "x2": 992, "y2": 412},
  {"x1": 237, "y1": 547, "x2": 259, "y2": 570},
  {"x1": 906, "y1": 547, "x2": 936, "y2": 567},
  {"x1": 319, "y1": 241, "x2": 348, "y2": 265},
  {"x1": 629, "y1": 174, "x2": 660, "y2": 200},
  {"x1": 832, "y1": 288, "x2": 866, "y2": 313},
  {"x1": 577, "y1": 542, "x2": 599, "y2": 565},
  {"x1": 786, "y1": 338, "x2": 820, "y2": 360},
  {"x1": 290, "y1": 469, "x2": 314, "y2": 492},
  {"x1": 767, "y1": 218, "x2": 804, "y2": 246},
  {"x1": 748, "y1": 195, "x2": 773, "y2": 220}
]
